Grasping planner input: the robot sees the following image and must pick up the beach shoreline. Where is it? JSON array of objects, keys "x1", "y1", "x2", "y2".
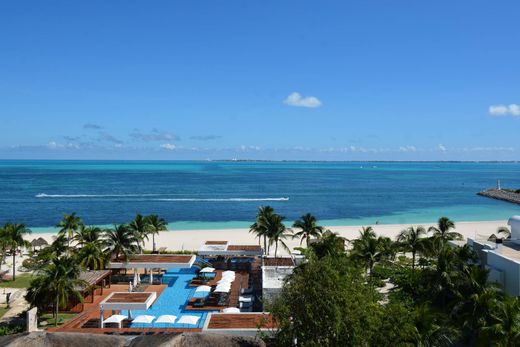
[{"x1": 31, "y1": 219, "x2": 508, "y2": 255}]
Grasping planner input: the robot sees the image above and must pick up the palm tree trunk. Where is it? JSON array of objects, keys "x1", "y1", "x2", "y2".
[
  {"x1": 55, "y1": 295, "x2": 59, "y2": 326},
  {"x1": 152, "y1": 234, "x2": 156, "y2": 252},
  {"x1": 412, "y1": 251, "x2": 416, "y2": 271},
  {"x1": 275, "y1": 242, "x2": 278, "y2": 258},
  {"x1": 263, "y1": 235, "x2": 267, "y2": 255},
  {"x1": 12, "y1": 252, "x2": 16, "y2": 281}
]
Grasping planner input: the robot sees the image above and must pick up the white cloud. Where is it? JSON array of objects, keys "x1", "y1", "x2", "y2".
[
  {"x1": 160, "y1": 143, "x2": 176, "y2": 150},
  {"x1": 437, "y1": 144, "x2": 447, "y2": 152},
  {"x1": 489, "y1": 104, "x2": 520, "y2": 116},
  {"x1": 283, "y1": 92, "x2": 322, "y2": 108},
  {"x1": 399, "y1": 145, "x2": 417, "y2": 152}
]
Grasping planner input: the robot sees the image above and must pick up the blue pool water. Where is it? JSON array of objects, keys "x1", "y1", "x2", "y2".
[{"x1": 128, "y1": 267, "x2": 217, "y2": 329}]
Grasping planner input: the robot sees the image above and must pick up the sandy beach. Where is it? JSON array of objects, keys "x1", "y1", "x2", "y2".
[{"x1": 31, "y1": 219, "x2": 509, "y2": 256}]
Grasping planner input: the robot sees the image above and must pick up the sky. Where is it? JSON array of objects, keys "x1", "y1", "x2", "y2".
[{"x1": 0, "y1": 1, "x2": 519, "y2": 161}]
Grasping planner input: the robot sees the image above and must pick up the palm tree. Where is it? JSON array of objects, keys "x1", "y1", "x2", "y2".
[
  {"x1": 428, "y1": 217, "x2": 462, "y2": 242},
  {"x1": 3, "y1": 223, "x2": 31, "y2": 281},
  {"x1": 77, "y1": 241, "x2": 107, "y2": 270},
  {"x1": 351, "y1": 227, "x2": 393, "y2": 279},
  {"x1": 250, "y1": 206, "x2": 274, "y2": 255},
  {"x1": 482, "y1": 296, "x2": 520, "y2": 346},
  {"x1": 497, "y1": 226, "x2": 511, "y2": 240},
  {"x1": 0, "y1": 227, "x2": 9, "y2": 272},
  {"x1": 397, "y1": 226, "x2": 427, "y2": 270},
  {"x1": 145, "y1": 215, "x2": 167, "y2": 253},
  {"x1": 56, "y1": 212, "x2": 83, "y2": 249},
  {"x1": 26, "y1": 256, "x2": 85, "y2": 326},
  {"x1": 309, "y1": 230, "x2": 347, "y2": 259},
  {"x1": 266, "y1": 214, "x2": 291, "y2": 258},
  {"x1": 104, "y1": 224, "x2": 139, "y2": 260},
  {"x1": 129, "y1": 214, "x2": 150, "y2": 252},
  {"x1": 74, "y1": 225, "x2": 103, "y2": 248},
  {"x1": 292, "y1": 213, "x2": 324, "y2": 247}
]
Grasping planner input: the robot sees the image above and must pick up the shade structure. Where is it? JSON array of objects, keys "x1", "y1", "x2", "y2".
[
  {"x1": 102, "y1": 314, "x2": 127, "y2": 328},
  {"x1": 200, "y1": 267, "x2": 215, "y2": 273},
  {"x1": 222, "y1": 307, "x2": 240, "y2": 313},
  {"x1": 155, "y1": 315, "x2": 177, "y2": 324},
  {"x1": 177, "y1": 315, "x2": 200, "y2": 326},
  {"x1": 132, "y1": 315, "x2": 155, "y2": 324},
  {"x1": 222, "y1": 270, "x2": 235, "y2": 276},
  {"x1": 133, "y1": 272, "x2": 138, "y2": 287}
]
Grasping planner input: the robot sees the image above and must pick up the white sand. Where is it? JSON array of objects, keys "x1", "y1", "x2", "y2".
[{"x1": 30, "y1": 219, "x2": 508, "y2": 256}]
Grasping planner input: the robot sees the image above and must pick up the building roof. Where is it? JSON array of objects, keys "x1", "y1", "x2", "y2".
[
  {"x1": 199, "y1": 241, "x2": 263, "y2": 256},
  {"x1": 109, "y1": 254, "x2": 196, "y2": 269},
  {"x1": 263, "y1": 257, "x2": 294, "y2": 266},
  {"x1": 78, "y1": 270, "x2": 111, "y2": 290},
  {"x1": 100, "y1": 292, "x2": 157, "y2": 311}
]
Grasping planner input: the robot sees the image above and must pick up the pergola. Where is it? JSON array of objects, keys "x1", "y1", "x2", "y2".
[
  {"x1": 109, "y1": 254, "x2": 196, "y2": 283},
  {"x1": 198, "y1": 241, "x2": 263, "y2": 257},
  {"x1": 99, "y1": 292, "x2": 157, "y2": 328}
]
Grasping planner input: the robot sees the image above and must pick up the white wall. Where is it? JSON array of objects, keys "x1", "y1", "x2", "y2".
[{"x1": 486, "y1": 251, "x2": 520, "y2": 296}]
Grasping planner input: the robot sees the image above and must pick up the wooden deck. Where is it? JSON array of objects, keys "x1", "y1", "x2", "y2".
[
  {"x1": 52, "y1": 283, "x2": 167, "y2": 332},
  {"x1": 207, "y1": 313, "x2": 275, "y2": 329}
]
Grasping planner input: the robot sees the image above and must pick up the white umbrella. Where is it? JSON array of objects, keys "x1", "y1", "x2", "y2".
[
  {"x1": 132, "y1": 315, "x2": 155, "y2": 324},
  {"x1": 155, "y1": 315, "x2": 177, "y2": 324},
  {"x1": 133, "y1": 272, "x2": 138, "y2": 287},
  {"x1": 103, "y1": 314, "x2": 127, "y2": 328},
  {"x1": 214, "y1": 284, "x2": 231, "y2": 293},
  {"x1": 222, "y1": 270, "x2": 235, "y2": 276},
  {"x1": 195, "y1": 285, "x2": 212, "y2": 293},
  {"x1": 200, "y1": 267, "x2": 215, "y2": 273},
  {"x1": 177, "y1": 315, "x2": 200, "y2": 326},
  {"x1": 222, "y1": 307, "x2": 240, "y2": 313},
  {"x1": 128, "y1": 282, "x2": 133, "y2": 292},
  {"x1": 217, "y1": 278, "x2": 233, "y2": 285}
]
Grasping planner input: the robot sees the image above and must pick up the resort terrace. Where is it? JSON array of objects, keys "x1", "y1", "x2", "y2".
[
  {"x1": 109, "y1": 254, "x2": 196, "y2": 269},
  {"x1": 198, "y1": 241, "x2": 263, "y2": 257},
  {"x1": 203, "y1": 312, "x2": 276, "y2": 337}
]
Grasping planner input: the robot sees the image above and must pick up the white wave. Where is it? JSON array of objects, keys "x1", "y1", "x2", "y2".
[{"x1": 35, "y1": 193, "x2": 289, "y2": 202}]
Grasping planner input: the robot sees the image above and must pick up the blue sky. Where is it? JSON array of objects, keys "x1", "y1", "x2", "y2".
[{"x1": 0, "y1": 1, "x2": 519, "y2": 160}]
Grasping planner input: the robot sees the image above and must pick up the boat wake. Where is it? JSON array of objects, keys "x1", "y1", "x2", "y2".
[{"x1": 35, "y1": 193, "x2": 289, "y2": 202}]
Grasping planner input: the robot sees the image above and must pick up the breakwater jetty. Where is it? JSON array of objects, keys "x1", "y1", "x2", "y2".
[{"x1": 478, "y1": 189, "x2": 520, "y2": 205}]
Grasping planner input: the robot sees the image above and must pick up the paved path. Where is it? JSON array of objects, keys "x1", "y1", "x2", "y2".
[{"x1": 0, "y1": 288, "x2": 29, "y2": 324}]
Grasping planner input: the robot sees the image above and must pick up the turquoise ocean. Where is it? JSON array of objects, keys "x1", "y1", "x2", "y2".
[{"x1": 1, "y1": 160, "x2": 519, "y2": 233}]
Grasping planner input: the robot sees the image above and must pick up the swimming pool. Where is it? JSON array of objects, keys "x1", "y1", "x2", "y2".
[{"x1": 128, "y1": 266, "x2": 217, "y2": 329}]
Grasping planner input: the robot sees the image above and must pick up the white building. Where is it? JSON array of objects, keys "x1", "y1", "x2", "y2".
[
  {"x1": 464, "y1": 216, "x2": 520, "y2": 296},
  {"x1": 261, "y1": 257, "x2": 295, "y2": 304}
]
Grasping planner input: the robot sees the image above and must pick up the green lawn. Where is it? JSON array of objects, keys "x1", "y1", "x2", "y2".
[
  {"x1": 39, "y1": 313, "x2": 76, "y2": 328},
  {"x1": 0, "y1": 273, "x2": 33, "y2": 288}
]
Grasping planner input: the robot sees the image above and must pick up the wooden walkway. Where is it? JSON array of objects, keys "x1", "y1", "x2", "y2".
[{"x1": 207, "y1": 313, "x2": 275, "y2": 329}]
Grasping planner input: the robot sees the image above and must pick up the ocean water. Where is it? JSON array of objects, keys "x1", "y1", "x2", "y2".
[{"x1": 1, "y1": 160, "x2": 520, "y2": 233}]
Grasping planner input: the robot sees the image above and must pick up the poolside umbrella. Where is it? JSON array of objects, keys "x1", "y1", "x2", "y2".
[
  {"x1": 222, "y1": 307, "x2": 240, "y2": 313},
  {"x1": 200, "y1": 267, "x2": 215, "y2": 273},
  {"x1": 155, "y1": 315, "x2": 177, "y2": 325},
  {"x1": 195, "y1": 285, "x2": 211, "y2": 293},
  {"x1": 133, "y1": 272, "x2": 138, "y2": 287},
  {"x1": 222, "y1": 270, "x2": 235, "y2": 276},
  {"x1": 177, "y1": 315, "x2": 200, "y2": 326},
  {"x1": 214, "y1": 284, "x2": 231, "y2": 293},
  {"x1": 103, "y1": 314, "x2": 127, "y2": 328},
  {"x1": 132, "y1": 315, "x2": 155, "y2": 324}
]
